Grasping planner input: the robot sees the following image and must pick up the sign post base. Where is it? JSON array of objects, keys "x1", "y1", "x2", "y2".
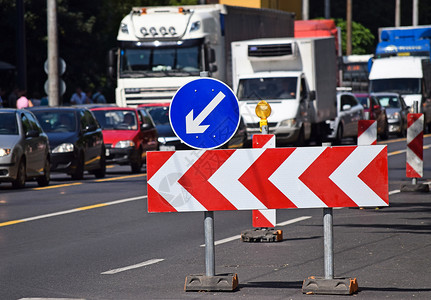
[
  {"x1": 241, "y1": 228, "x2": 283, "y2": 242},
  {"x1": 302, "y1": 276, "x2": 358, "y2": 295},
  {"x1": 400, "y1": 183, "x2": 429, "y2": 193},
  {"x1": 184, "y1": 273, "x2": 238, "y2": 291}
]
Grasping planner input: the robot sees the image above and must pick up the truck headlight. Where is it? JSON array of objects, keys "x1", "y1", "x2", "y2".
[
  {"x1": 115, "y1": 140, "x2": 135, "y2": 148},
  {"x1": 53, "y1": 143, "x2": 74, "y2": 153},
  {"x1": 280, "y1": 119, "x2": 297, "y2": 128},
  {"x1": 0, "y1": 148, "x2": 11, "y2": 157}
]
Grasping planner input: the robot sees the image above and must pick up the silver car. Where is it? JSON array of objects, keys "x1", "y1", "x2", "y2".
[
  {"x1": 0, "y1": 109, "x2": 50, "y2": 188},
  {"x1": 372, "y1": 92, "x2": 409, "y2": 137}
]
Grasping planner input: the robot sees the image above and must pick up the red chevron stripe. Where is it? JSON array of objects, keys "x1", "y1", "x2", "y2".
[
  {"x1": 358, "y1": 146, "x2": 389, "y2": 204},
  {"x1": 147, "y1": 151, "x2": 175, "y2": 181},
  {"x1": 239, "y1": 148, "x2": 297, "y2": 209},
  {"x1": 407, "y1": 113, "x2": 421, "y2": 127},
  {"x1": 253, "y1": 134, "x2": 274, "y2": 148},
  {"x1": 406, "y1": 163, "x2": 422, "y2": 178},
  {"x1": 300, "y1": 146, "x2": 358, "y2": 207},
  {"x1": 147, "y1": 184, "x2": 177, "y2": 213},
  {"x1": 407, "y1": 132, "x2": 424, "y2": 160},
  {"x1": 358, "y1": 120, "x2": 374, "y2": 137},
  {"x1": 252, "y1": 210, "x2": 275, "y2": 227},
  {"x1": 177, "y1": 150, "x2": 237, "y2": 211}
]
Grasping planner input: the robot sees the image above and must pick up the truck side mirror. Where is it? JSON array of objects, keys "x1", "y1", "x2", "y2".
[
  {"x1": 206, "y1": 48, "x2": 216, "y2": 64},
  {"x1": 108, "y1": 48, "x2": 117, "y2": 79},
  {"x1": 309, "y1": 90, "x2": 316, "y2": 101}
]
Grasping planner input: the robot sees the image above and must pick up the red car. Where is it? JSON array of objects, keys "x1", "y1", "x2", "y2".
[
  {"x1": 90, "y1": 107, "x2": 158, "y2": 173},
  {"x1": 355, "y1": 93, "x2": 388, "y2": 140}
]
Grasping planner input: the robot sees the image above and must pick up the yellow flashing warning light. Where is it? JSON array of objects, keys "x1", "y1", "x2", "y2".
[{"x1": 255, "y1": 100, "x2": 271, "y2": 130}]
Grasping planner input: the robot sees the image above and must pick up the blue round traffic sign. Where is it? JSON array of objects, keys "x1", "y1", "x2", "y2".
[{"x1": 169, "y1": 78, "x2": 240, "y2": 149}]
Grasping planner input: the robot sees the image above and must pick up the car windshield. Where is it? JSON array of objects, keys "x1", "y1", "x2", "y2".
[
  {"x1": 356, "y1": 96, "x2": 370, "y2": 108},
  {"x1": 144, "y1": 106, "x2": 170, "y2": 126},
  {"x1": 369, "y1": 78, "x2": 421, "y2": 94},
  {"x1": 32, "y1": 111, "x2": 77, "y2": 133},
  {"x1": 375, "y1": 95, "x2": 401, "y2": 108},
  {"x1": 92, "y1": 110, "x2": 138, "y2": 130},
  {"x1": 0, "y1": 112, "x2": 18, "y2": 135},
  {"x1": 237, "y1": 77, "x2": 298, "y2": 100}
]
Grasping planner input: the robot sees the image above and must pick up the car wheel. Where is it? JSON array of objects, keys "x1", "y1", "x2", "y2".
[
  {"x1": 379, "y1": 121, "x2": 388, "y2": 140},
  {"x1": 37, "y1": 157, "x2": 50, "y2": 187},
  {"x1": 335, "y1": 124, "x2": 343, "y2": 145},
  {"x1": 12, "y1": 159, "x2": 26, "y2": 189},
  {"x1": 93, "y1": 149, "x2": 106, "y2": 179},
  {"x1": 131, "y1": 148, "x2": 142, "y2": 173},
  {"x1": 71, "y1": 153, "x2": 85, "y2": 180},
  {"x1": 295, "y1": 126, "x2": 306, "y2": 147}
]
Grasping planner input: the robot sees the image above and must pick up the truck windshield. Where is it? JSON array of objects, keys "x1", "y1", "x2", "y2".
[
  {"x1": 369, "y1": 78, "x2": 421, "y2": 94},
  {"x1": 120, "y1": 41, "x2": 202, "y2": 77},
  {"x1": 237, "y1": 77, "x2": 298, "y2": 100}
]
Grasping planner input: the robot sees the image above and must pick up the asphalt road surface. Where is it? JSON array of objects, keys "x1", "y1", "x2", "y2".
[{"x1": 0, "y1": 134, "x2": 430, "y2": 299}]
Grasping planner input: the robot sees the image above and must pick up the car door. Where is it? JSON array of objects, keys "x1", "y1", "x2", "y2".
[
  {"x1": 80, "y1": 109, "x2": 102, "y2": 170},
  {"x1": 20, "y1": 112, "x2": 41, "y2": 176},
  {"x1": 339, "y1": 94, "x2": 354, "y2": 137},
  {"x1": 138, "y1": 109, "x2": 158, "y2": 153}
]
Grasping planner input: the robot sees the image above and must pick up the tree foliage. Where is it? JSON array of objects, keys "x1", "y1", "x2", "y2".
[{"x1": 333, "y1": 18, "x2": 375, "y2": 55}]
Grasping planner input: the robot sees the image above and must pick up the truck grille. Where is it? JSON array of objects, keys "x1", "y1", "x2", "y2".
[
  {"x1": 248, "y1": 44, "x2": 293, "y2": 57},
  {"x1": 124, "y1": 87, "x2": 178, "y2": 105}
]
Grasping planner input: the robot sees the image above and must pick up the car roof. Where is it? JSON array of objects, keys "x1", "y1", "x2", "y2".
[
  {"x1": 90, "y1": 106, "x2": 137, "y2": 112},
  {"x1": 28, "y1": 106, "x2": 86, "y2": 111},
  {"x1": 370, "y1": 92, "x2": 400, "y2": 97},
  {"x1": 138, "y1": 103, "x2": 170, "y2": 107}
]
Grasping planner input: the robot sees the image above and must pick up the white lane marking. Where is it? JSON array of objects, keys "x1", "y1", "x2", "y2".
[
  {"x1": 276, "y1": 216, "x2": 312, "y2": 226},
  {"x1": 389, "y1": 190, "x2": 401, "y2": 195},
  {"x1": 19, "y1": 298, "x2": 85, "y2": 300},
  {"x1": 0, "y1": 196, "x2": 147, "y2": 227},
  {"x1": 200, "y1": 216, "x2": 312, "y2": 247},
  {"x1": 101, "y1": 258, "x2": 164, "y2": 275}
]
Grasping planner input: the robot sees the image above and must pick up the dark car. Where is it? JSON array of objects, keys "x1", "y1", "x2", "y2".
[
  {"x1": 0, "y1": 109, "x2": 50, "y2": 188},
  {"x1": 355, "y1": 93, "x2": 388, "y2": 140},
  {"x1": 138, "y1": 103, "x2": 247, "y2": 150},
  {"x1": 372, "y1": 92, "x2": 409, "y2": 137},
  {"x1": 29, "y1": 107, "x2": 106, "y2": 179},
  {"x1": 90, "y1": 107, "x2": 158, "y2": 173}
]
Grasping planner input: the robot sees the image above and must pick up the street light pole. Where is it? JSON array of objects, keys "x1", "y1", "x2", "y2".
[{"x1": 47, "y1": 0, "x2": 59, "y2": 106}]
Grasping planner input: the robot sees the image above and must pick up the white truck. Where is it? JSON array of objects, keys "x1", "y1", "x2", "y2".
[
  {"x1": 231, "y1": 37, "x2": 337, "y2": 145},
  {"x1": 110, "y1": 4, "x2": 294, "y2": 107}
]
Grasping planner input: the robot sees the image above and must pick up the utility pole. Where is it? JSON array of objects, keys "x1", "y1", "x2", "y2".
[
  {"x1": 346, "y1": 0, "x2": 352, "y2": 55},
  {"x1": 413, "y1": 0, "x2": 419, "y2": 26},
  {"x1": 395, "y1": 0, "x2": 401, "y2": 27},
  {"x1": 325, "y1": 0, "x2": 331, "y2": 19},
  {"x1": 303, "y1": 0, "x2": 309, "y2": 20},
  {"x1": 47, "y1": 0, "x2": 59, "y2": 106},
  {"x1": 16, "y1": 0, "x2": 27, "y2": 91}
]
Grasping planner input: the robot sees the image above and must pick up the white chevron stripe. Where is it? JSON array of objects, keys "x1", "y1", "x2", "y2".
[
  {"x1": 358, "y1": 121, "x2": 377, "y2": 145},
  {"x1": 330, "y1": 145, "x2": 388, "y2": 207},
  {"x1": 147, "y1": 151, "x2": 207, "y2": 212},
  {"x1": 208, "y1": 149, "x2": 267, "y2": 210},
  {"x1": 407, "y1": 114, "x2": 423, "y2": 143},
  {"x1": 406, "y1": 147, "x2": 423, "y2": 177},
  {"x1": 259, "y1": 209, "x2": 276, "y2": 226},
  {"x1": 269, "y1": 147, "x2": 327, "y2": 208}
]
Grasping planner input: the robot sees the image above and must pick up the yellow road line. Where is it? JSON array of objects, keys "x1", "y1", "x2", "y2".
[
  {"x1": 95, "y1": 173, "x2": 146, "y2": 182},
  {"x1": 33, "y1": 182, "x2": 82, "y2": 190},
  {"x1": 0, "y1": 196, "x2": 147, "y2": 228}
]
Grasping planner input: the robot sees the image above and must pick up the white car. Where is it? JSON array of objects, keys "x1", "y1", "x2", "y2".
[{"x1": 326, "y1": 92, "x2": 364, "y2": 144}]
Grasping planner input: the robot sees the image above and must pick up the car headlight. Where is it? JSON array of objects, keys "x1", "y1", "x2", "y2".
[
  {"x1": 280, "y1": 118, "x2": 297, "y2": 128},
  {"x1": 0, "y1": 148, "x2": 11, "y2": 157},
  {"x1": 53, "y1": 143, "x2": 74, "y2": 153},
  {"x1": 158, "y1": 137, "x2": 166, "y2": 144},
  {"x1": 388, "y1": 112, "x2": 400, "y2": 120},
  {"x1": 114, "y1": 140, "x2": 135, "y2": 148}
]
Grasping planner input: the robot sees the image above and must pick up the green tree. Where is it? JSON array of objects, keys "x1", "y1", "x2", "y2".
[{"x1": 334, "y1": 18, "x2": 375, "y2": 55}]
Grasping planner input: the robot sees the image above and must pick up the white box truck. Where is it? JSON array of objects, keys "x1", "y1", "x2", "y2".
[
  {"x1": 231, "y1": 37, "x2": 337, "y2": 145},
  {"x1": 109, "y1": 4, "x2": 294, "y2": 107}
]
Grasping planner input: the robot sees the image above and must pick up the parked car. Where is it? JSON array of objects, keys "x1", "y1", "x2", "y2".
[
  {"x1": 138, "y1": 103, "x2": 247, "y2": 150},
  {"x1": 29, "y1": 107, "x2": 106, "y2": 179},
  {"x1": 327, "y1": 91, "x2": 364, "y2": 144},
  {"x1": 355, "y1": 93, "x2": 389, "y2": 140},
  {"x1": 90, "y1": 107, "x2": 158, "y2": 173},
  {"x1": 372, "y1": 92, "x2": 409, "y2": 137},
  {"x1": 0, "y1": 109, "x2": 50, "y2": 188}
]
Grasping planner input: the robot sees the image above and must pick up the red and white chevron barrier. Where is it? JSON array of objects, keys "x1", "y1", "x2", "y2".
[
  {"x1": 358, "y1": 120, "x2": 377, "y2": 145},
  {"x1": 406, "y1": 113, "x2": 424, "y2": 178},
  {"x1": 252, "y1": 134, "x2": 276, "y2": 228},
  {"x1": 147, "y1": 145, "x2": 389, "y2": 212}
]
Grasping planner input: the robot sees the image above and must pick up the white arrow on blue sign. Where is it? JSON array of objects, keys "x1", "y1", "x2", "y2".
[{"x1": 169, "y1": 78, "x2": 240, "y2": 149}]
